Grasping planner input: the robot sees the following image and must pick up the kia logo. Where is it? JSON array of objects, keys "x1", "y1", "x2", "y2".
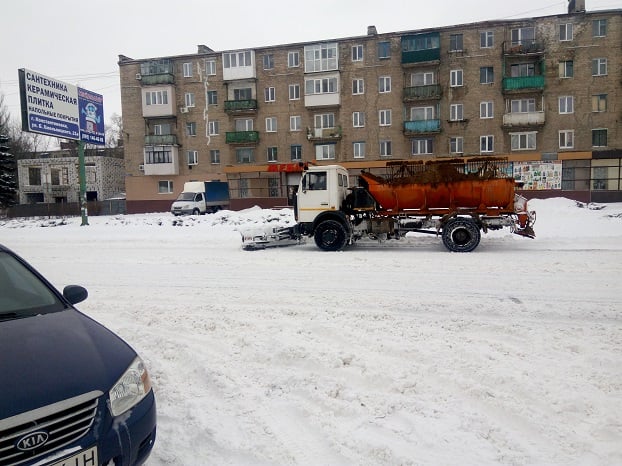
[{"x1": 16, "y1": 431, "x2": 49, "y2": 451}]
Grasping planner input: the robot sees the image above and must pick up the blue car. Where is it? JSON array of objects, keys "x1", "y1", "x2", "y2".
[{"x1": 0, "y1": 244, "x2": 156, "y2": 466}]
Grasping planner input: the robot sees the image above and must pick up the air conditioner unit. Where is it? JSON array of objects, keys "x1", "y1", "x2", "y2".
[
  {"x1": 138, "y1": 164, "x2": 144, "y2": 171},
  {"x1": 135, "y1": 73, "x2": 142, "y2": 80},
  {"x1": 179, "y1": 107, "x2": 189, "y2": 114}
]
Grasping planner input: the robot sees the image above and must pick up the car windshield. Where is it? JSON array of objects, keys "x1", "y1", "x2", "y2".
[
  {"x1": 177, "y1": 192, "x2": 196, "y2": 201},
  {"x1": 0, "y1": 251, "x2": 65, "y2": 320}
]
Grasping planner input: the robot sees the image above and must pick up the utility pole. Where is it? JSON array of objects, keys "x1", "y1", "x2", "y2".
[{"x1": 77, "y1": 140, "x2": 89, "y2": 226}]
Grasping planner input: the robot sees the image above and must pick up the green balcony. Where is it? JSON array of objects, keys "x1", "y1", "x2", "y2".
[
  {"x1": 502, "y1": 76, "x2": 545, "y2": 93},
  {"x1": 404, "y1": 120, "x2": 441, "y2": 134},
  {"x1": 140, "y1": 73, "x2": 175, "y2": 85},
  {"x1": 401, "y1": 33, "x2": 440, "y2": 65},
  {"x1": 226, "y1": 131, "x2": 260, "y2": 145},
  {"x1": 224, "y1": 99, "x2": 258, "y2": 113},
  {"x1": 403, "y1": 84, "x2": 442, "y2": 101},
  {"x1": 144, "y1": 134, "x2": 178, "y2": 145},
  {"x1": 139, "y1": 59, "x2": 175, "y2": 85}
]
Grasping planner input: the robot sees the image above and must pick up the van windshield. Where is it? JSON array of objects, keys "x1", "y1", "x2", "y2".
[{"x1": 177, "y1": 192, "x2": 196, "y2": 201}]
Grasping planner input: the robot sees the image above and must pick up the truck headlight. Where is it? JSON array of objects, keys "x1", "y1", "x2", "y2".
[{"x1": 109, "y1": 357, "x2": 152, "y2": 416}]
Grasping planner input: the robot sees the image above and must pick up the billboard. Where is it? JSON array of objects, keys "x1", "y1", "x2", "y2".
[{"x1": 18, "y1": 68, "x2": 105, "y2": 145}]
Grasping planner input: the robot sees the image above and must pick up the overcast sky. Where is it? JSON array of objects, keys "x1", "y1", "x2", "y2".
[{"x1": 0, "y1": 0, "x2": 617, "y2": 127}]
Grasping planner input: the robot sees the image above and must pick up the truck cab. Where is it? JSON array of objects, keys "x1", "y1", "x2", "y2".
[{"x1": 296, "y1": 165, "x2": 350, "y2": 224}]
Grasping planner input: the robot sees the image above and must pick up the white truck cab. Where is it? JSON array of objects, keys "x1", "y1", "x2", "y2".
[{"x1": 296, "y1": 165, "x2": 350, "y2": 224}]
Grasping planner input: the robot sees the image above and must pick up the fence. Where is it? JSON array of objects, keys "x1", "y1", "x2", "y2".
[{"x1": 6, "y1": 200, "x2": 126, "y2": 218}]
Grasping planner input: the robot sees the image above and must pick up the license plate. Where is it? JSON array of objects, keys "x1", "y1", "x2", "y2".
[{"x1": 50, "y1": 446, "x2": 98, "y2": 466}]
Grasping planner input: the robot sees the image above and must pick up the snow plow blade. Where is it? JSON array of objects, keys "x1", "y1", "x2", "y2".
[{"x1": 241, "y1": 225, "x2": 303, "y2": 250}]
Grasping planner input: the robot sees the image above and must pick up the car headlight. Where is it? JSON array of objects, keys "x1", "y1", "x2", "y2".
[{"x1": 109, "y1": 357, "x2": 152, "y2": 417}]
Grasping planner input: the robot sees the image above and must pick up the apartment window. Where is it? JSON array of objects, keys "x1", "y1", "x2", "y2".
[
  {"x1": 480, "y1": 135, "x2": 494, "y2": 153},
  {"x1": 145, "y1": 90, "x2": 168, "y2": 106},
  {"x1": 559, "y1": 96, "x2": 574, "y2": 114},
  {"x1": 379, "y1": 109, "x2": 392, "y2": 126},
  {"x1": 235, "y1": 118, "x2": 253, "y2": 131},
  {"x1": 592, "y1": 58, "x2": 607, "y2": 76},
  {"x1": 145, "y1": 146, "x2": 172, "y2": 164},
  {"x1": 379, "y1": 76, "x2": 391, "y2": 93},
  {"x1": 205, "y1": 59, "x2": 216, "y2": 75},
  {"x1": 352, "y1": 45, "x2": 364, "y2": 61},
  {"x1": 288, "y1": 51, "x2": 299, "y2": 68},
  {"x1": 559, "y1": 130, "x2": 574, "y2": 149},
  {"x1": 592, "y1": 94, "x2": 607, "y2": 112},
  {"x1": 352, "y1": 111, "x2": 365, "y2": 128},
  {"x1": 593, "y1": 19, "x2": 607, "y2": 37},
  {"x1": 450, "y1": 103, "x2": 464, "y2": 121},
  {"x1": 412, "y1": 138, "x2": 433, "y2": 155},
  {"x1": 511, "y1": 63, "x2": 535, "y2": 77},
  {"x1": 266, "y1": 117, "x2": 277, "y2": 132},
  {"x1": 480, "y1": 67, "x2": 494, "y2": 84},
  {"x1": 28, "y1": 167, "x2": 42, "y2": 185},
  {"x1": 353, "y1": 141, "x2": 366, "y2": 159},
  {"x1": 411, "y1": 72, "x2": 435, "y2": 86},
  {"x1": 153, "y1": 123, "x2": 170, "y2": 135},
  {"x1": 559, "y1": 60, "x2": 574, "y2": 78},
  {"x1": 210, "y1": 149, "x2": 220, "y2": 164},
  {"x1": 291, "y1": 145, "x2": 302, "y2": 161},
  {"x1": 411, "y1": 106, "x2": 434, "y2": 121},
  {"x1": 449, "y1": 34, "x2": 463, "y2": 52},
  {"x1": 511, "y1": 99, "x2": 535, "y2": 113},
  {"x1": 183, "y1": 62, "x2": 193, "y2": 77},
  {"x1": 316, "y1": 144, "x2": 336, "y2": 160},
  {"x1": 315, "y1": 113, "x2": 335, "y2": 129},
  {"x1": 185, "y1": 93, "x2": 195, "y2": 108},
  {"x1": 238, "y1": 178, "x2": 249, "y2": 197},
  {"x1": 480, "y1": 31, "x2": 494, "y2": 48},
  {"x1": 379, "y1": 140, "x2": 392, "y2": 157},
  {"x1": 186, "y1": 122, "x2": 196, "y2": 136},
  {"x1": 263, "y1": 54, "x2": 274, "y2": 70},
  {"x1": 480, "y1": 101, "x2": 494, "y2": 119},
  {"x1": 352, "y1": 78, "x2": 365, "y2": 95},
  {"x1": 187, "y1": 150, "x2": 198, "y2": 166},
  {"x1": 158, "y1": 181, "x2": 173, "y2": 194},
  {"x1": 378, "y1": 41, "x2": 391, "y2": 59},
  {"x1": 304, "y1": 43, "x2": 338, "y2": 72},
  {"x1": 208, "y1": 121, "x2": 219, "y2": 135},
  {"x1": 267, "y1": 147, "x2": 278, "y2": 162},
  {"x1": 511, "y1": 27, "x2": 535, "y2": 46},
  {"x1": 207, "y1": 90, "x2": 217, "y2": 105},
  {"x1": 450, "y1": 137, "x2": 464, "y2": 154},
  {"x1": 223, "y1": 51, "x2": 252, "y2": 68},
  {"x1": 592, "y1": 129, "x2": 607, "y2": 147},
  {"x1": 288, "y1": 84, "x2": 300, "y2": 100},
  {"x1": 510, "y1": 132, "x2": 537, "y2": 151},
  {"x1": 265, "y1": 87, "x2": 276, "y2": 102},
  {"x1": 290, "y1": 115, "x2": 301, "y2": 131},
  {"x1": 236, "y1": 148, "x2": 254, "y2": 164},
  {"x1": 233, "y1": 88, "x2": 252, "y2": 100},
  {"x1": 305, "y1": 77, "x2": 337, "y2": 95},
  {"x1": 559, "y1": 23, "x2": 573, "y2": 41},
  {"x1": 450, "y1": 69, "x2": 463, "y2": 87}
]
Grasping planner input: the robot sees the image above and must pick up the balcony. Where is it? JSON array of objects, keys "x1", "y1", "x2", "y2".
[
  {"x1": 224, "y1": 99, "x2": 258, "y2": 114},
  {"x1": 143, "y1": 147, "x2": 179, "y2": 176},
  {"x1": 225, "y1": 131, "x2": 259, "y2": 145},
  {"x1": 503, "y1": 40, "x2": 545, "y2": 55},
  {"x1": 144, "y1": 134, "x2": 178, "y2": 145},
  {"x1": 306, "y1": 126, "x2": 342, "y2": 141},
  {"x1": 502, "y1": 111, "x2": 545, "y2": 127},
  {"x1": 138, "y1": 59, "x2": 175, "y2": 85},
  {"x1": 403, "y1": 84, "x2": 441, "y2": 101},
  {"x1": 401, "y1": 33, "x2": 441, "y2": 65},
  {"x1": 502, "y1": 76, "x2": 545, "y2": 93},
  {"x1": 404, "y1": 120, "x2": 441, "y2": 135}
]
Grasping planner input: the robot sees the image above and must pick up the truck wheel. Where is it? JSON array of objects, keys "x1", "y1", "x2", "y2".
[
  {"x1": 314, "y1": 220, "x2": 347, "y2": 251},
  {"x1": 442, "y1": 218, "x2": 481, "y2": 252},
  {"x1": 192, "y1": 208, "x2": 200, "y2": 215}
]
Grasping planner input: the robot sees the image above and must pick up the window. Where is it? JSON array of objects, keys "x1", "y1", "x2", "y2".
[
  {"x1": 233, "y1": 88, "x2": 252, "y2": 100},
  {"x1": 450, "y1": 69, "x2": 463, "y2": 87},
  {"x1": 593, "y1": 19, "x2": 607, "y2": 37},
  {"x1": 185, "y1": 93, "x2": 195, "y2": 108},
  {"x1": 511, "y1": 99, "x2": 535, "y2": 113},
  {"x1": 267, "y1": 147, "x2": 278, "y2": 162},
  {"x1": 511, "y1": 27, "x2": 535, "y2": 46},
  {"x1": 449, "y1": 34, "x2": 463, "y2": 52},
  {"x1": 480, "y1": 101, "x2": 494, "y2": 119},
  {"x1": 559, "y1": 96, "x2": 574, "y2": 114},
  {"x1": 268, "y1": 177, "x2": 279, "y2": 197},
  {"x1": 592, "y1": 94, "x2": 607, "y2": 112},
  {"x1": 379, "y1": 109, "x2": 392, "y2": 126},
  {"x1": 450, "y1": 103, "x2": 464, "y2": 121},
  {"x1": 592, "y1": 129, "x2": 607, "y2": 147},
  {"x1": 238, "y1": 178, "x2": 249, "y2": 197},
  {"x1": 592, "y1": 58, "x2": 607, "y2": 76},
  {"x1": 145, "y1": 90, "x2": 168, "y2": 106},
  {"x1": 480, "y1": 67, "x2": 494, "y2": 84},
  {"x1": 265, "y1": 87, "x2": 276, "y2": 102},
  {"x1": 352, "y1": 45, "x2": 364, "y2": 61},
  {"x1": 411, "y1": 106, "x2": 434, "y2": 121},
  {"x1": 287, "y1": 51, "x2": 299, "y2": 68},
  {"x1": 290, "y1": 116, "x2": 301, "y2": 131},
  {"x1": 352, "y1": 111, "x2": 365, "y2": 128},
  {"x1": 183, "y1": 62, "x2": 193, "y2": 77},
  {"x1": 559, "y1": 130, "x2": 574, "y2": 149},
  {"x1": 186, "y1": 122, "x2": 196, "y2": 136},
  {"x1": 291, "y1": 145, "x2": 302, "y2": 161},
  {"x1": 379, "y1": 140, "x2": 392, "y2": 157},
  {"x1": 480, "y1": 31, "x2": 494, "y2": 48},
  {"x1": 450, "y1": 137, "x2": 464, "y2": 154},
  {"x1": 378, "y1": 41, "x2": 391, "y2": 59},
  {"x1": 411, "y1": 72, "x2": 435, "y2": 86},
  {"x1": 304, "y1": 43, "x2": 338, "y2": 72},
  {"x1": 559, "y1": 60, "x2": 574, "y2": 78},
  {"x1": 235, "y1": 118, "x2": 253, "y2": 131},
  {"x1": 353, "y1": 141, "x2": 366, "y2": 159},
  {"x1": 236, "y1": 148, "x2": 254, "y2": 163},
  {"x1": 263, "y1": 54, "x2": 274, "y2": 70},
  {"x1": 305, "y1": 77, "x2": 337, "y2": 95},
  {"x1": 208, "y1": 121, "x2": 219, "y2": 135},
  {"x1": 207, "y1": 90, "x2": 217, "y2": 105},
  {"x1": 316, "y1": 144, "x2": 336, "y2": 160},
  {"x1": 511, "y1": 63, "x2": 535, "y2": 77},
  {"x1": 187, "y1": 150, "x2": 198, "y2": 165},
  {"x1": 352, "y1": 78, "x2": 364, "y2": 95},
  {"x1": 158, "y1": 181, "x2": 173, "y2": 194},
  {"x1": 288, "y1": 84, "x2": 300, "y2": 100},
  {"x1": 266, "y1": 117, "x2": 277, "y2": 132},
  {"x1": 205, "y1": 59, "x2": 216, "y2": 75},
  {"x1": 480, "y1": 135, "x2": 494, "y2": 153},
  {"x1": 559, "y1": 23, "x2": 573, "y2": 41},
  {"x1": 28, "y1": 167, "x2": 41, "y2": 185},
  {"x1": 210, "y1": 149, "x2": 220, "y2": 164},
  {"x1": 411, "y1": 138, "x2": 433, "y2": 155},
  {"x1": 223, "y1": 51, "x2": 252, "y2": 68},
  {"x1": 510, "y1": 132, "x2": 537, "y2": 151},
  {"x1": 379, "y1": 76, "x2": 391, "y2": 93},
  {"x1": 145, "y1": 145, "x2": 172, "y2": 164},
  {"x1": 153, "y1": 123, "x2": 170, "y2": 135}
]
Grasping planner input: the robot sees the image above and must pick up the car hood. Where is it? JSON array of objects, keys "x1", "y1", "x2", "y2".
[{"x1": 0, "y1": 308, "x2": 137, "y2": 420}]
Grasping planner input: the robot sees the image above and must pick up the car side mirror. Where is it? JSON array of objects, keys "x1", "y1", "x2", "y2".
[{"x1": 63, "y1": 285, "x2": 88, "y2": 305}]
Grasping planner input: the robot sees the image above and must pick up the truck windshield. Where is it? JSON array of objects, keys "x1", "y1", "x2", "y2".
[
  {"x1": 177, "y1": 192, "x2": 196, "y2": 201},
  {"x1": 307, "y1": 172, "x2": 327, "y2": 191}
]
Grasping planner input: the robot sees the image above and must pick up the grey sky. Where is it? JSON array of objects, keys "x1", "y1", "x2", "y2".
[{"x1": 0, "y1": 0, "x2": 617, "y2": 126}]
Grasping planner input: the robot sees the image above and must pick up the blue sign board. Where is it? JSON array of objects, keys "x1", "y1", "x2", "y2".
[{"x1": 78, "y1": 88, "x2": 105, "y2": 145}]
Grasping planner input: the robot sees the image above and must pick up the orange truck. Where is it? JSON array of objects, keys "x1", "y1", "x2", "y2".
[{"x1": 242, "y1": 158, "x2": 535, "y2": 252}]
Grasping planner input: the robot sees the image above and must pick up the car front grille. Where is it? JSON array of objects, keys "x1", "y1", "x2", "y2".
[{"x1": 0, "y1": 391, "x2": 101, "y2": 466}]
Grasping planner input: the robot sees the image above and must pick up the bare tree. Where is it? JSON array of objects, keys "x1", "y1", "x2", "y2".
[{"x1": 105, "y1": 113, "x2": 123, "y2": 148}]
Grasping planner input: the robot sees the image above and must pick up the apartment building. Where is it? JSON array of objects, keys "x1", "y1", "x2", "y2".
[{"x1": 118, "y1": 1, "x2": 621, "y2": 213}]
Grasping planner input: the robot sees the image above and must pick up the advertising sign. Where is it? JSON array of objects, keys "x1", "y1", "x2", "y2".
[
  {"x1": 513, "y1": 161, "x2": 563, "y2": 190},
  {"x1": 78, "y1": 88, "x2": 105, "y2": 145}
]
